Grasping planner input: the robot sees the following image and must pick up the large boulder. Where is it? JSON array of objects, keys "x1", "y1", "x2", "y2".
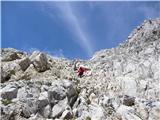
[
  {"x1": 39, "y1": 105, "x2": 51, "y2": 118},
  {"x1": 17, "y1": 84, "x2": 40, "y2": 101},
  {"x1": 1, "y1": 62, "x2": 21, "y2": 82},
  {"x1": 51, "y1": 98, "x2": 68, "y2": 118},
  {"x1": 18, "y1": 57, "x2": 31, "y2": 71},
  {"x1": 48, "y1": 85, "x2": 66, "y2": 104},
  {"x1": 88, "y1": 103, "x2": 105, "y2": 120},
  {"x1": 29, "y1": 51, "x2": 49, "y2": 72},
  {"x1": 1, "y1": 52, "x2": 20, "y2": 62},
  {"x1": 116, "y1": 105, "x2": 142, "y2": 120},
  {"x1": 1, "y1": 84, "x2": 18, "y2": 100},
  {"x1": 37, "y1": 91, "x2": 49, "y2": 108},
  {"x1": 1, "y1": 68, "x2": 13, "y2": 83},
  {"x1": 0, "y1": 102, "x2": 23, "y2": 120},
  {"x1": 1, "y1": 48, "x2": 25, "y2": 61},
  {"x1": 135, "y1": 101, "x2": 149, "y2": 120},
  {"x1": 20, "y1": 104, "x2": 32, "y2": 118},
  {"x1": 62, "y1": 80, "x2": 78, "y2": 107},
  {"x1": 73, "y1": 97, "x2": 90, "y2": 119},
  {"x1": 48, "y1": 80, "x2": 77, "y2": 106},
  {"x1": 148, "y1": 102, "x2": 160, "y2": 120},
  {"x1": 118, "y1": 76, "x2": 137, "y2": 97}
]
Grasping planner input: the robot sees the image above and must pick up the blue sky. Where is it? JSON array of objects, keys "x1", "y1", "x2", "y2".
[{"x1": 1, "y1": 1, "x2": 160, "y2": 59}]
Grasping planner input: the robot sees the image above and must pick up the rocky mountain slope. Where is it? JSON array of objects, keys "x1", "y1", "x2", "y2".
[{"x1": 1, "y1": 18, "x2": 160, "y2": 120}]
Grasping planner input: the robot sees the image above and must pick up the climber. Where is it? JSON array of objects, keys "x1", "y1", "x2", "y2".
[
  {"x1": 73, "y1": 60, "x2": 91, "y2": 78},
  {"x1": 73, "y1": 59, "x2": 79, "y2": 71},
  {"x1": 77, "y1": 65, "x2": 91, "y2": 78}
]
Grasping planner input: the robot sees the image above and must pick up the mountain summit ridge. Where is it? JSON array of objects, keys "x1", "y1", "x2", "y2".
[{"x1": 1, "y1": 18, "x2": 160, "y2": 120}]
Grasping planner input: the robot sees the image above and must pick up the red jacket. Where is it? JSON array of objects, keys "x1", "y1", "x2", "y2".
[{"x1": 78, "y1": 67, "x2": 88, "y2": 75}]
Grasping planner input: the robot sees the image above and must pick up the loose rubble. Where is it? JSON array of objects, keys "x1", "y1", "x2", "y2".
[{"x1": 1, "y1": 18, "x2": 160, "y2": 120}]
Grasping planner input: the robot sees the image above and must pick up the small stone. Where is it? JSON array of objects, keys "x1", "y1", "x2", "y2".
[
  {"x1": 123, "y1": 95, "x2": 135, "y2": 106},
  {"x1": 89, "y1": 93, "x2": 96, "y2": 103},
  {"x1": 61, "y1": 110, "x2": 73, "y2": 119}
]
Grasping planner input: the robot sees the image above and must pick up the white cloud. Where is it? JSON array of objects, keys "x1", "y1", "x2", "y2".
[
  {"x1": 23, "y1": 47, "x2": 65, "y2": 58},
  {"x1": 44, "y1": 2, "x2": 94, "y2": 57},
  {"x1": 45, "y1": 49, "x2": 65, "y2": 58},
  {"x1": 20, "y1": 47, "x2": 41, "y2": 54}
]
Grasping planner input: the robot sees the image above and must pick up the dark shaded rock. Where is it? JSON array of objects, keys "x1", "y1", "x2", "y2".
[
  {"x1": 123, "y1": 95, "x2": 135, "y2": 106},
  {"x1": 61, "y1": 109, "x2": 73, "y2": 119},
  {"x1": 18, "y1": 57, "x2": 31, "y2": 71},
  {"x1": 48, "y1": 86, "x2": 66, "y2": 105},
  {"x1": 1, "y1": 48, "x2": 24, "y2": 62}
]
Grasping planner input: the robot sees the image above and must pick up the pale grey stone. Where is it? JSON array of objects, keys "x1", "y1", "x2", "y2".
[
  {"x1": 51, "y1": 98, "x2": 68, "y2": 118},
  {"x1": 1, "y1": 85, "x2": 18, "y2": 100},
  {"x1": 30, "y1": 51, "x2": 49, "y2": 72}
]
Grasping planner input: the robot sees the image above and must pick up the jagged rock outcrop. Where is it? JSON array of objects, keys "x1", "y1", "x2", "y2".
[{"x1": 1, "y1": 18, "x2": 160, "y2": 120}]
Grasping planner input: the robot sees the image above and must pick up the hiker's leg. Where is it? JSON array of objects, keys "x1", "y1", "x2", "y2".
[{"x1": 78, "y1": 72, "x2": 83, "y2": 78}]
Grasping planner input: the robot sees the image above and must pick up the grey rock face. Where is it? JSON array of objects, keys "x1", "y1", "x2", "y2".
[
  {"x1": 48, "y1": 85, "x2": 66, "y2": 103},
  {"x1": 30, "y1": 51, "x2": 49, "y2": 72},
  {"x1": 37, "y1": 91, "x2": 49, "y2": 108},
  {"x1": 88, "y1": 103, "x2": 105, "y2": 120},
  {"x1": 1, "y1": 85, "x2": 18, "y2": 100},
  {"x1": 0, "y1": 79, "x2": 78, "y2": 119},
  {"x1": 148, "y1": 102, "x2": 160, "y2": 120},
  {"x1": 117, "y1": 105, "x2": 142, "y2": 120},
  {"x1": 21, "y1": 105, "x2": 32, "y2": 118},
  {"x1": 18, "y1": 57, "x2": 31, "y2": 71},
  {"x1": 1, "y1": 68, "x2": 13, "y2": 83},
  {"x1": 1, "y1": 50, "x2": 20, "y2": 61},
  {"x1": 51, "y1": 98, "x2": 68, "y2": 118},
  {"x1": 1, "y1": 18, "x2": 160, "y2": 120},
  {"x1": 1, "y1": 48, "x2": 27, "y2": 61},
  {"x1": 1, "y1": 62, "x2": 21, "y2": 82},
  {"x1": 39, "y1": 105, "x2": 51, "y2": 118}
]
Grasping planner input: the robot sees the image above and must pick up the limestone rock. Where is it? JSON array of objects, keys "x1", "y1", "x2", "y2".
[
  {"x1": 1, "y1": 50, "x2": 20, "y2": 61},
  {"x1": 48, "y1": 85, "x2": 66, "y2": 104},
  {"x1": 21, "y1": 105, "x2": 32, "y2": 118},
  {"x1": 1, "y1": 18, "x2": 160, "y2": 120},
  {"x1": 1, "y1": 68, "x2": 13, "y2": 83},
  {"x1": 51, "y1": 98, "x2": 68, "y2": 118},
  {"x1": 39, "y1": 105, "x2": 51, "y2": 118},
  {"x1": 37, "y1": 91, "x2": 49, "y2": 108},
  {"x1": 1, "y1": 84, "x2": 18, "y2": 100},
  {"x1": 61, "y1": 109, "x2": 73, "y2": 119},
  {"x1": 117, "y1": 105, "x2": 142, "y2": 120},
  {"x1": 123, "y1": 95, "x2": 135, "y2": 106},
  {"x1": 148, "y1": 102, "x2": 160, "y2": 120},
  {"x1": 30, "y1": 51, "x2": 49, "y2": 72},
  {"x1": 18, "y1": 57, "x2": 31, "y2": 71},
  {"x1": 1, "y1": 62, "x2": 21, "y2": 82},
  {"x1": 89, "y1": 103, "x2": 105, "y2": 120}
]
